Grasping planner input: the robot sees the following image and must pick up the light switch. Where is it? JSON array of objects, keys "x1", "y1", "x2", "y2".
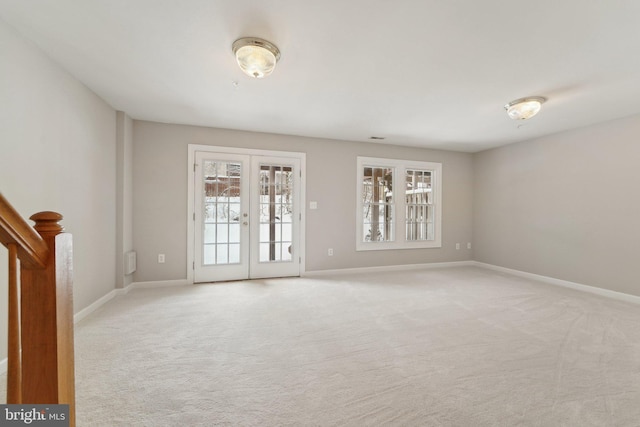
[{"x1": 309, "y1": 201, "x2": 318, "y2": 210}]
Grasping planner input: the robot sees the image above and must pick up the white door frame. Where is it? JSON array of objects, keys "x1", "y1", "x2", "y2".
[
  {"x1": 187, "y1": 144, "x2": 306, "y2": 284},
  {"x1": 249, "y1": 155, "x2": 302, "y2": 279},
  {"x1": 194, "y1": 152, "x2": 251, "y2": 282}
]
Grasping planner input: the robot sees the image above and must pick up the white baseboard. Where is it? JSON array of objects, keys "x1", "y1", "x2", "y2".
[
  {"x1": 2, "y1": 291, "x2": 120, "y2": 374},
  {"x1": 1, "y1": 291, "x2": 121, "y2": 375},
  {"x1": 4, "y1": 262, "x2": 635, "y2": 377},
  {"x1": 0, "y1": 279, "x2": 192, "y2": 376},
  {"x1": 303, "y1": 260, "x2": 475, "y2": 277},
  {"x1": 128, "y1": 279, "x2": 190, "y2": 289},
  {"x1": 473, "y1": 261, "x2": 640, "y2": 305},
  {"x1": 74, "y1": 288, "x2": 128, "y2": 324}
]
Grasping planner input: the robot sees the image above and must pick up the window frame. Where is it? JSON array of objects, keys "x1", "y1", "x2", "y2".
[{"x1": 356, "y1": 156, "x2": 442, "y2": 251}]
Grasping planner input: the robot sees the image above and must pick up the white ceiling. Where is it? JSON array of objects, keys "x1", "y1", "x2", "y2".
[{"x1": 2, "y1": 0, "x2": 640, "y2": 152}]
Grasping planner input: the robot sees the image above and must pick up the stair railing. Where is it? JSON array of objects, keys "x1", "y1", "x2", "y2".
[{"x1": 0, "y1": 192, "x2": 75, "y2": 426}]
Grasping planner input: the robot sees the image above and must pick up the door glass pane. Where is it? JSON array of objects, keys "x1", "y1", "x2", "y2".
[
  {"x1": 362, "y1": 166, "x2": 394, "y2": 242},
  {"x1": 228, "y1": 203, "x2": 241, "y2": 222},
  {"x1": 203, "y1": 244, "x2": 215, "y2": 264},
  {"x1": 405, "y1": 169, "x2": 433, "y2": 241},
  {"x1": 260, "y1": 223, "x2": 270, "y2": 241},
  {"x1": 216, "y1": 245, "x2": 228, "y2": 264},
  {"x1": 204, "y1": 224, "x2": 216, "y2": 244},
  {"x1": 228, "y1": 244, "x2": 240, "y2": 264},
  {"x1": 259, "y1": 243, "x2": 270, "y2": 262},
  {"x1": 258, "y1": 164, "x2": 294, "y2": 263},
  {"x1": 202, "y1": 160, "x2": 242, "y2": 265},
  {"x1": 228, "y1": 224, "x2": 240, "y2": 244},
  {"x1": 216, "y1": 224, "x2": 229, "y2": 243}
]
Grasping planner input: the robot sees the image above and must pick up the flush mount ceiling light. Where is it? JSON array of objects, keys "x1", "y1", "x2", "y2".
[
  {"x1": 232, "y1": 37, "x2": 281, "y2": 78},
  {"x1": 504, "y1": 96, "x2": 546, "y2": 120}
]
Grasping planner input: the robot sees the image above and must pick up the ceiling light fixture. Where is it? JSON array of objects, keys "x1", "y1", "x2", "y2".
[
  {"x1": 504, "y1": 96, "x2": 546, "y2": 120},
  {"x1": 232, "y1": 37, "x2": 281, "y2": 79}
]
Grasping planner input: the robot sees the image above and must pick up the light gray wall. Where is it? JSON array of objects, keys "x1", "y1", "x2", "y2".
[
  {"x1": 132, "y1": 121, "x2": 474, "y2": 282},
  {"x1": 116, "y1": 111, "x2": 134, "y2": 288},
  {"x1": 474, "y1": 114, "x2": 640, "y2": 296},
  {"x1": 0, "y1": 19, "x2": 117, "y2": 361}
]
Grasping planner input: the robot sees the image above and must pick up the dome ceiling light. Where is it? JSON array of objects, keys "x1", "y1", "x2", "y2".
[
  {"x1": 504, "y1": 96, "x2": 546, "y2": 120},
  {"x1": 232, "y1": 37, "x2": 281, "y2": 79}
]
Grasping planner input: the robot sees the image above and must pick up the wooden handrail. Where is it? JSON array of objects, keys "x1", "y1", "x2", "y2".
[
  {"x1": 0, "y1": 193, "x2": 49, "y2": 269},
  {"x1": 1, "y1": 193, "x2": 76, "y2": 426}
]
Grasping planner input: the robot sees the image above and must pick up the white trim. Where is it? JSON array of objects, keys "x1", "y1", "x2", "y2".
[
  {"x1": 193, "y1": 152, "x2": 251, "y2": 282},
  {"x1": 2, "y1": 284, "x2": 140, "y2": 375},
  {"x1": 249, "y1": 155, "x2": 303, "y2": 279},
  {"x1": 356, "y1": 156, "x2": 443, "y2": 251},
  {"x1": 74, "y1": 288, "x2": 127, "y2": 323},
  {"x1": 188, "y1": 144, "x2": 306, "y2": 283},
  {"x1": 187, "y1": 147, "x2": 197, "y2": 284},
  {"x1": 3, "y1": 261, "x2": 635, "y2": 377},
  {"x1": 473, "y1": 261, "x2": 640, "y2": 305},
  {"x1": 76, "y1": 279, "x2": 188, "y2": 323},
  {"x1": 128, "y1": 279, "x2": 190, "y2": 289},
  {"x1": 299, "y1": 155, "x2": 307, "y2": 276},
  {"x1": 303, "y1": 261, "x2": 474, "y2": 277}
]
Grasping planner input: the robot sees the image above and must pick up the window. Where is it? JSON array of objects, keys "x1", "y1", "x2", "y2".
[{"x1": 357, "y1": 157, "x2": 442, "y2": 250}]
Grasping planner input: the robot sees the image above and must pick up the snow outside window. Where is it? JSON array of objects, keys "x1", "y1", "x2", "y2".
[{"x1": 356, "y1": 157, "x2": 442, "y2": 251}]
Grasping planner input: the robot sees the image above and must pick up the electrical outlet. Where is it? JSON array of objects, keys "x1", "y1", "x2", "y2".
[
  {"x1": 467, "y1": 242, "x2": 472, "y2": 250},
  {"x1": 455, "y1": 243, "x2": 460, "y2": 250},
  {"x1": 328, "y1": 248, "x2": 334, "y2": 256},
  {"x1": 158, "y1": 254, "x2": 165, "y2": 263}
]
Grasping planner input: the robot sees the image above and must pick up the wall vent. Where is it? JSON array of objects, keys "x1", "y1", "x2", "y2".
[{"x1": 124, "y1": 251, "x2": 137, "y2": 275}]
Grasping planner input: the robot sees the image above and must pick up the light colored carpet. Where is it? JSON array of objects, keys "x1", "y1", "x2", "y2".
[{"x1": 2, "y1": 266, "x2": 640, "y2": 426}]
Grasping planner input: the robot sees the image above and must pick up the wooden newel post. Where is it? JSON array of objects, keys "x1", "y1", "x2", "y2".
[
  {"x1": 7, "y1": 243, "x2": 21, "y2": 404},
  {"x1": 20, "y1": 211, "x2": 76, "y2": 426}
]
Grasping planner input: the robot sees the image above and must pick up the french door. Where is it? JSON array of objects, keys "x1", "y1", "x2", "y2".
[{"x1": 193, "y1": 151, "x2": 301, "y2": 282}]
